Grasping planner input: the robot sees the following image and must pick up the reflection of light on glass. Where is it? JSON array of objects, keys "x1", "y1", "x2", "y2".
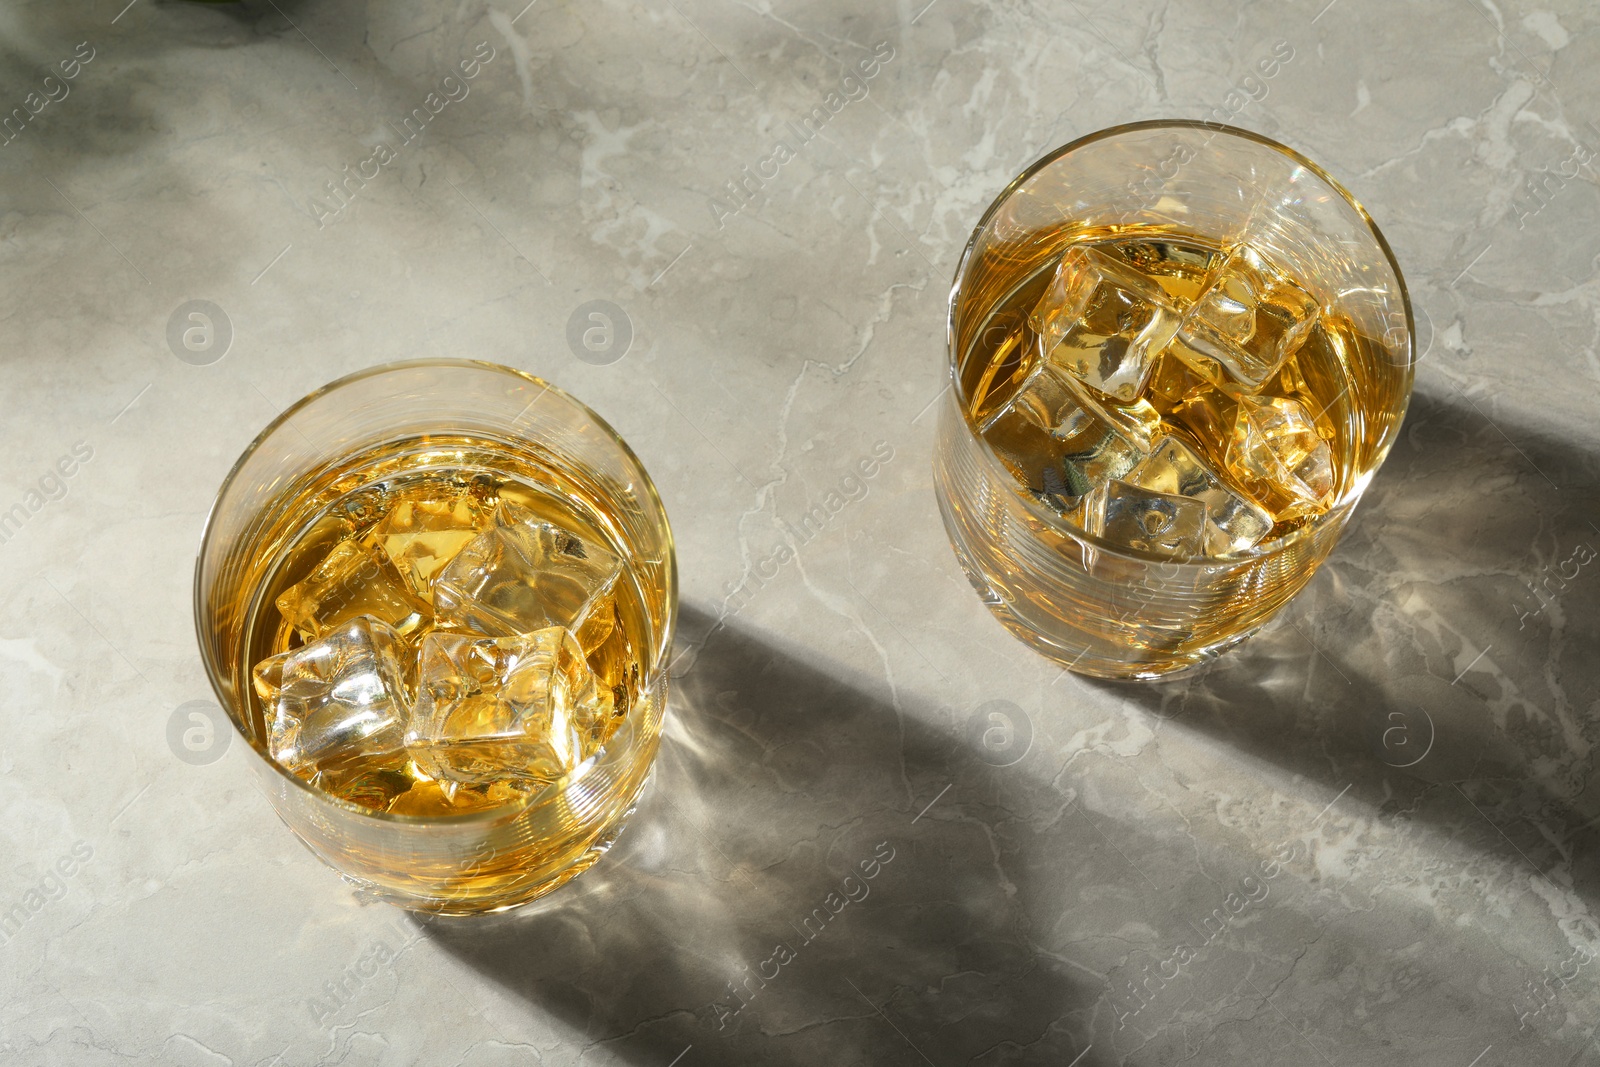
[{"x1": 935, "y1": 122, "x2": 1414, "y2": 678}]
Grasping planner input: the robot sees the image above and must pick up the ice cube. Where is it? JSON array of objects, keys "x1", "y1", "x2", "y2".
[
  {"x1": 1116, "y1": 239, "x2": 1226, "y2": 288},
  {"x1": 384, "y1": 778, "x2": 458, "y2": 817},
  {"x1": 1029, "y1": 243, "x2": 1182, "y2": 402},
  {"x1": 1225, "y1": 395, "x2": 1336, "y2": 521},
  {"x1": 583, "y1": 619, "x2": 636, "y2": 726},
  {"x1": 1144, "y1": 351, "x2": 1212, "y2": 406},
  {"x1": 385, "y1": 776, "x2": 530, "y2": 816},
  {"x1": 275, "y1": 539, "x2": 430, "y2": 642},
  {"x1": 407, "y1": 627, "x2": 614, "y2": 794},
  {"x1": 1084, "y1": 478, "x2": 1208, "y2": 557},
  {"x1": 979, "y1": 360, "x2": 1158, "y2": 512},
  {"x1": 433, "y1": 502, "x2": 622, "y2": 653},
  {"x1": 368, "y1": 493, "x2": 489, "y2": 599},
  {"x1": 313, "y1": 750, "x2": 419, "y2": 811},
  {"x1": 1163, "y1": 386, "x2": 1237, "y2": 453},
  {"x1": 1124, "y1": 436, "x2": 1274, "y2": 554},
  {"x1": 1277, "y1": 323, "x2": 1346, "y2": 442},
  {"x1": 1172, "y1": 244, "x2": 1321, "y2": 390},
  {"x1": 251, "y1": 616, "x2": 412, "y2": 780}
]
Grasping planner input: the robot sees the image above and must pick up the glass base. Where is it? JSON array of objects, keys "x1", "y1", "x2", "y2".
[
  {"x1": 976, "y1": 584, "x2": 1264, "y2": 680},
  {"x1": 939, "y1": 487, "x2": 1264, "y2": 680},
  {"x1": 333, "y1": 766, "x2": 655, "y2": 917}
]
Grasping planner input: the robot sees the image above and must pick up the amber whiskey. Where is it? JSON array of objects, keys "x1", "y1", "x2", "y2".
[
  {"x1": 243, "y1": 455, "x2": 649, "y2": 818},
  {"x1": 966, "y1": 228, "x2": 1388, "y2": 556}
]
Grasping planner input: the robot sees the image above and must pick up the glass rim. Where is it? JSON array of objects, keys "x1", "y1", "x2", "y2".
[
  {"x1": 944, "y1": 118, "x2": 1416, "y2": 566},
  {"x1": 192, "y1": 357, "x2": 679, "y2": 826}
]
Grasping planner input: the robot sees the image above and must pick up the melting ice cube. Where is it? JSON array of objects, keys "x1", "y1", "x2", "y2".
[
  {"x1": 1084, "y1": 478, "x2": 1208, "y2": 557},
  {"x1": 979, "y1": 360, "x2": 1159, "y2": 512},
  {"x1": 407, "y1": 627, "x2": 614, "y2": 795},
  {"x1": 433, "y1": 502, "x2": 622, "y2": 653},
  {"x1": 1124, "y1": 436, "x2": 1274, "y2": 555},
  {"x1": 369, "y1": 493, "x2": 490, "y2": 600},
  {"x1": 1173, "y1": 243, "x2": 1321, "y2": 390},
  {"x1": 1029, "y1": 243, "x2": 1182, "y2": 402},
  {"x1": 275, "y1": 540, "x2": 430, "y2": 642},
  {"x1": 252, "y1": 616, "x2": 412, "y2": 780},
  {"x1": 1226, "y1": 394, "x2": 1336, "y2": 521}
]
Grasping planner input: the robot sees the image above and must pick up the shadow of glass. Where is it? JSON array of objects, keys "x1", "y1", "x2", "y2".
[
  {"x1": 1100, "y1": 384, "x2": 1600, "y2": 905},
  {"x1": 402, "y1": 383, "x2": 1600, "y2": 1063},
  {"x1": 0, "y1": 0, "x2": 323, "y2": 231},
  {"x1": 420, "y1": 606, "x2": 1123, "y2": 1066}
]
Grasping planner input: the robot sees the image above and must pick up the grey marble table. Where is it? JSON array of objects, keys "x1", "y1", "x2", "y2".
[{"x1": 1, "y1": 0, "x2": 1598, "y2": 1064}]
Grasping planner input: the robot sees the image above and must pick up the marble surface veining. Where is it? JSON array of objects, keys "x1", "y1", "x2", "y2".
[{"x1": 0, "y1": 0, "x2": 1598, "y2": 1064}]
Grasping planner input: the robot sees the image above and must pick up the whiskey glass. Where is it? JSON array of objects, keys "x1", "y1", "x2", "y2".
[
  {"x1": 932, "y1": 121, "x2": 1413, "y2": 679},
  {"x1": 195, "y1": 360, "x2": 676, "y2": 913}
]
